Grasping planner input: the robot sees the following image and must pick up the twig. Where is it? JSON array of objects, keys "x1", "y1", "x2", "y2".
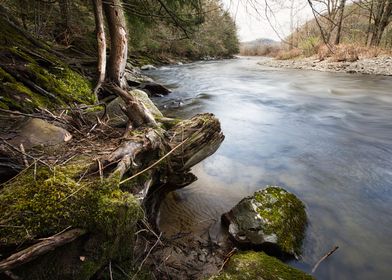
[
  {"x1": 218, "y1": 248, "x2": 237, "y2": 273},
  {"x1": 109, "y1": 261, "x2": 113, "y2": 280},
  {"x1": 97, "y1": 159, "x2": 103, "y2": 183},
  {"x1": 119, "y1": 138, "x2": 189, "y2": 185},
  {"x1": 312, "y1": 245, "x2": 339, "y2": 274},
  {"x1": 132, "y1": 232, "x2": 163, "y2": 280},
  {"x1": 19, "y1": 144, "x2": 29, "y2": 167},
  {"x1": 0, "y1": 138, "x2": 52, "y2": 170}
]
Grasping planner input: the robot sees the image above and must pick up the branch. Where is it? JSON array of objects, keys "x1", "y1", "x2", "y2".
[{"x1": 0, "y1": 229, "x2": 86, "y2": 273}]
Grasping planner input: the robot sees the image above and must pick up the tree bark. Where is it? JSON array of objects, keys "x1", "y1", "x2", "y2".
[
  {"x1": 92, "y1": 0, "x2": 107, "y2": 94},
  {"x1": 334, "y1": 0, "x2": 346, "y2": 45},
  {"x1": 370, "y1": 0, "x2": 392, "y2": 46},
  {"x1": 103, "y1": 0, "x2": 128, "y2": 88}
]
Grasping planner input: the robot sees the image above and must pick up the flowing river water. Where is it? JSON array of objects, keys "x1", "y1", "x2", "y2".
[{"x1": 148, "y1": 57, "x2": 392, "y2": 280}]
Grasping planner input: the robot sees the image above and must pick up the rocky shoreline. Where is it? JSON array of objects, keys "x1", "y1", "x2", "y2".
[{"x1": 258, "y1": 55, "x2": 392, "y2": 76}]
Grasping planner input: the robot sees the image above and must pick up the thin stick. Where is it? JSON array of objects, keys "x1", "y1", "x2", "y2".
[
  {"x1": 109, "y1": 261, "x2": 113, "y2": 280},
  {"x1": 19, "y1": 144, "x2": 29, "y2": 167},
  {"x1": 119, "y1": 138, "x2": 189, "y2": 185},
  {"x1": 98, "y1": 159, "x2": 103, "y2": 183},
  {"x1": 0, "y1": 138, "x2": 52, "y2": 169},
  {"x1": 312, "y1": 245, "x2": 339, "y2": 274},
  {"x1": 132, "y1": 232, "x2": 163, "y2": 280},
  {"x1": 218, "y1": 248, "x2": 237, "y2": 273}
]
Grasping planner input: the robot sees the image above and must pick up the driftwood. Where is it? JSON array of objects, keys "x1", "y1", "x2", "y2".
[{"x1": 0, "y1": 228, "x2": 86, "y2": 273}]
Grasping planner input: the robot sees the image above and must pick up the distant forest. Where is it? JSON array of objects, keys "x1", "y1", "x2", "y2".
[{"x1": 2, "y1": 0, "x2": 239, "y2": 61}]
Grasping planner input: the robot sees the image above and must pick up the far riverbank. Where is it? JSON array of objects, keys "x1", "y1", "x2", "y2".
[{"x1": 257, "y1": 55, "x2": 392, "y2": 76}]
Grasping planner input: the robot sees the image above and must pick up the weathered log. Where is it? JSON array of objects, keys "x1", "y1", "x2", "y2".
[
  {"x1": 0, "y1": 229, "x2": 86, "y2": 273},
  {"x1": 168, "y1": 113, "x2": 225, "y2": 171}
]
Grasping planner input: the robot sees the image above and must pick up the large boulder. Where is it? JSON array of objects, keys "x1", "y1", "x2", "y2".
[
  {"x1": 105, "y1": 89, "x2": 163, "y2": 127},
  {"x1": 210, "y1": 251, "x2": 314, "y2": 280},
  {"x1": 6, "y1": 118, "x2": 72, "y2": 150},
  {"x1": 222, "y1": 186, "x2": 307, "y2": 257}
]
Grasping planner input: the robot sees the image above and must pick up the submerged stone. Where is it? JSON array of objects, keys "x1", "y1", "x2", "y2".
[
  {"x1": 222, "y1": 186, "x2": 307, "y2": 256},
  {"x1": 210, "y1": 251, "x2": 314, "y2": 280}
]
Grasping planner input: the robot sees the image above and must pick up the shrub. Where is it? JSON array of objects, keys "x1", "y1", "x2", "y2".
[
  {"x1": 299, "y1": 36, "x2": 320, "y2": 57},
  {"x1": 275, "y1": 48, "x2": 302, "y2": 60}
]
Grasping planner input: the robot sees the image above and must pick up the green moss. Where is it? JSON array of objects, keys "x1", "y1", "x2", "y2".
[
  {"x1": 0, "y1": 66, "x2": 49, "y2": 111},
  {"x1": 254, "y1": 187, "x2": 307, "y2": 255},
  {"x1": 0, "y1": 158, "x2": 142, "y2": 245},
  {"x1": 27, "y1": 63, "x2": 95, "y2": 105},
  {"x1": 210, "y1": 251, "x2": 314, "y2": 280},
  {"x1": 0, "y1": 17, "x2": 96, "y2": 111}
]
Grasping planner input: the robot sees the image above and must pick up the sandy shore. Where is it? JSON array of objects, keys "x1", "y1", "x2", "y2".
[{"x1": 258, "y1": 55, "x2": 392, "y2": 76}]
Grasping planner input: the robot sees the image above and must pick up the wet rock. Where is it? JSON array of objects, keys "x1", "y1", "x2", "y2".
[
  {"x1": 222, "y1": 186, "x2": 307, "y2": 257},
  {"x1": 141, "y1": 64, "x2": 157, "y2": 71},
  {"x1": 139, "y1": 81, "x2": 171, "y2": 96},
  {"x1": 210, "y1": 251, "x2": 314, "y2": 280}
]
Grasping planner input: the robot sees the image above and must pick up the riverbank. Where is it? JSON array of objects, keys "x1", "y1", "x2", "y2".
[{"x1": 257, "y1": 55, "x2": 392, "y2": 76}]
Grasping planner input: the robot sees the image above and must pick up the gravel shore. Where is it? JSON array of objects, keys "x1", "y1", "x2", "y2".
[{"x1": 258, "y1": 55, "x2": 392, "y2": 76}]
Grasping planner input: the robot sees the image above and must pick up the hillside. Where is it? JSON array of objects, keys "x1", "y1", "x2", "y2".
[{"x1": 239, "y1": 38, "x2": 281, "y2": 56}]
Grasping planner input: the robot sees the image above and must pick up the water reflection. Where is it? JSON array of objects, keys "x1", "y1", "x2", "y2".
[{"x1": 149, "y1": 57, "x2": 392, "y2": 279}]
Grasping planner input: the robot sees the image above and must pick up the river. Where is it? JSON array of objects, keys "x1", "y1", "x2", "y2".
[{"x1": 148, "y1": 56, "x2": 392, "y2": 280}]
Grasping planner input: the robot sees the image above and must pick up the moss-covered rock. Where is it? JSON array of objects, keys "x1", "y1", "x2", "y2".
[
  {"x1": 210, "y1": 251, "x2": 314, "y2": 280},
  {"x1": 222, "y1": 186, "x2": 307, "y2": 256}
]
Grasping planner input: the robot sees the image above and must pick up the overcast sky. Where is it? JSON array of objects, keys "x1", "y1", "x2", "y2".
[{"x1": 221, "y1": 0, "x2": 313, "y2": 42}]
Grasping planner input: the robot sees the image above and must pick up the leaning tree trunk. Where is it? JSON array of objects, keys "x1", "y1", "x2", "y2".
[
  {"x1": 92, "y1": 0, "x2": 106, "y2": 95},
  {"x1": 102, "y1": 0, "x2": 128, "y2": 88}
]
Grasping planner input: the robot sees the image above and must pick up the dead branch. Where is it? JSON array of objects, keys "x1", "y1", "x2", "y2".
[{"x1": 0, "y1": 228, "x2": 86, "y2": 273}]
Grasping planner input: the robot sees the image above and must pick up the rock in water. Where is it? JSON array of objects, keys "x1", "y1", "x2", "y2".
[
  {"x1": 210, "y1": 251, "x2": 314, "y2": 280},
  {"x1": 140, "y1": 64, "x2": 157, "y2": 70},
  {"x1": 222, "y1": 186, "x2": 307, "y2": 256},
  {"x1": 139, "y1": 81, "x2": 171, "y2": 96}
]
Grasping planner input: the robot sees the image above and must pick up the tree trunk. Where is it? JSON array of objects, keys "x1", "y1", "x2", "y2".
[
  {"x1": 334, "y1": 0, "x2": 346, "y2": 45},
  {"x1": 103, "y1": 0, "x2": 128, "y2": 88},
  {"x1": 375, "y1": 0, "x2": 392, "y2": 46},
  {"x1": 92, "y1": 0, "x2": 106, "y2": 94},
  {"x1": 366, "y1": 0, "x2": 374, "y2": 46}
]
